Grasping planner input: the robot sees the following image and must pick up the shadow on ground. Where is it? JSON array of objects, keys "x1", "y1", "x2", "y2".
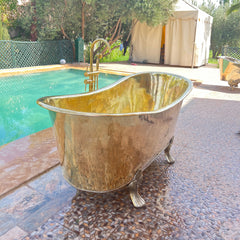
[{"x1": 197, "y1": 83, "x2": 240, "y2": 94}]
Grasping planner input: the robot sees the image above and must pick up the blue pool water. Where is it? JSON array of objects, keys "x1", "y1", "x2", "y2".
[{"x1": 0, "y1": 69, "x2": 122, "y2": 146}]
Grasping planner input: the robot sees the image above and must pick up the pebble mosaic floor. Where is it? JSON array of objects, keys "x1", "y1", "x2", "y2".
[{"x1": 0, "y1": 66, "x2": 240, "y2": 240}]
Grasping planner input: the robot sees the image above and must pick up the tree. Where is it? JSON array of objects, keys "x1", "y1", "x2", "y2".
[
  {"x1": 0, "y1": 20, "x2": 10, "y2": 39},
  {"x1": 0, "y1": 0, "x2": 17, "y2": 17},
  {"x1": 85, "y1": 0, "x2": 177, "y2": 58},
  {"x1": 0, "y1": 0, "x2": 17, "y2": 40},
  {"x1": 200, "y1": 2, "x2": 240, "y2": 58},
  {"x1": 80, "y1": 0, "x2": 96, "y2": 40},
  {"x1": 220, "y1": 0, "x2": 229, "y2": 5},
  {"x1": 128, "y1": 0, "x2": 177, "y2": 26},
  {"x1": 30, "y1": 0, "x2": 37, "y2": 41},
  {"x1": 199, "y1": 0, "x2": 218, "y2": 16},
  {"x1": 227, "y1": 1, "x2": 240, "y2": 15},
  {"x1": 15, "y1": 0, "x2": 177, "y2": 59}
]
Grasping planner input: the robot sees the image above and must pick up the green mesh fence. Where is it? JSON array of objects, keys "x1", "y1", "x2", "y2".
[
  {"x1": 222, "y1": 47, "x2": 240, "y2": 60},
  {"x1": 75, "y1": 37, "x2": 84, "y2": 62},
  {"x1": 0, "y1": 40, "x2": 74, "y2": 69}
]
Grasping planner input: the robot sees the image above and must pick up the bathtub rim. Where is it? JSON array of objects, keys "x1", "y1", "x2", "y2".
[
  {"x1": 37, "y1": 71, "x2": 193, "y2": 117},
  {"x1": 218, "y1": 56, "x2": 240, "y2": 64}
]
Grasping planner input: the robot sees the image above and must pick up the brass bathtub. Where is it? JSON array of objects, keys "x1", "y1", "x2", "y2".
[
  {"x1": 37, "y1": 72, "x2": 192, "y2": 207},
  {"x1": 218, "y1": 56, "x2": 240, "y2": 89}
]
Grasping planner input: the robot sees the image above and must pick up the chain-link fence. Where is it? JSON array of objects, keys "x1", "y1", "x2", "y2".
[
  {"x1": 0, "y1": 40, "x2": 74, "y2": 69},
  {"x1": 222, "y1": 47, "x2": 240, "y2": 60}
]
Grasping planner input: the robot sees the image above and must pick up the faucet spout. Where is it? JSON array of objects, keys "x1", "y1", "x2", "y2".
[
  {"x1": 90, "y1": 38, "x2": 111, "y2": 72},
  {"x1": 84, "y1": 38, "x2": 111, "y2": 92}
]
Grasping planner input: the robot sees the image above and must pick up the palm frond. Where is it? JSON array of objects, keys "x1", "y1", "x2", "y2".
[{"x1": 227, "y1": 2, "x2": 240, "y2": 15}]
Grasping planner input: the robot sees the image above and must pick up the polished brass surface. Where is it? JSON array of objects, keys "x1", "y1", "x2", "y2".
[
  {"x1": 129, "y1": 170, "x2": 145, "y2": 208},
  {"x1": 164, "y1": 137, "x2": 175, "y2": 164},
  {"x1": 84, "y1": 71, "x2": 101, "y2": 91},
  {"x1": 218, "y1": 56, "x2": 240, "y2": 89},
  {"x1": 37, "y1": 72, "x2": 192, "y2": 206},
  {"x1": 85, "y1": 38, "x2": 111, "y2": 92}
]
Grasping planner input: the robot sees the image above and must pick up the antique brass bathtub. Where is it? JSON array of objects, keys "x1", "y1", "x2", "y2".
[
  {"x1": 37, "y1": 72, "x2": 192, "y2": 207},
  {"x1": 218, "y1": 56, "x2": 240, "y2": 89}
]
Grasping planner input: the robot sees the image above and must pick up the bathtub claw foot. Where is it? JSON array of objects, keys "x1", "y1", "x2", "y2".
[
  {"x1": 164, "y1": 137, "x2": 175, "y2": 164},
  {"x1": 129, "y1": 171, "x2": 146, "y2": 208}
]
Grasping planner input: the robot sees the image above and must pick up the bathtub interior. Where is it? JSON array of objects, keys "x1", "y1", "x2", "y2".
[{"x1": 40, "y1": 73, "x2": 190, "y2": 114}]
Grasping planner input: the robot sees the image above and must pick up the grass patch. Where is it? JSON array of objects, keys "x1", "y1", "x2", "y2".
[
  {"x1": 208, "y1": 50, "x2": 219, "y2": 65},
  {"x1": 101, "y1": 46, "x2": 129, "y2": 63},
  {"x1": 208, "y1": 57, "x2": 218, "y2": 65},
  {"x1": 101, "y1": 53, "x2": 129, "y2": 62}
]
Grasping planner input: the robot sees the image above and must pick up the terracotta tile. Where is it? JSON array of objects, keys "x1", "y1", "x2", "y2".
[{"x1": 0, "y1": 128, "x2": 59, "y2": 196}]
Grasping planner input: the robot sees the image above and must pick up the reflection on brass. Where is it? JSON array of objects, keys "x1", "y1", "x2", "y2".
[
  {"x1": 164, "y1": 137, "x2": 175, "y2": 164},
  {"x1": 218, "y1": 56, "x2": 240, "y2": 89},
  {"x1": 37, "y1": 72, "x2": 192, "y2": 207},
  {"x1": 84, "y1": 71, "x2": 101, "y2": 91},
  {"x1": 129, "y1": 170, "x2": 145, "y2": 208},
  {"x1": 85, "y1": 38, "x2": 111, "y2": 92}
]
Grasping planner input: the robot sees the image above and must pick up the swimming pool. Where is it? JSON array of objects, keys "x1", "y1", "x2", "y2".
[{"x1": 0, "y1": 69, "x2": 122, "y2": 146}]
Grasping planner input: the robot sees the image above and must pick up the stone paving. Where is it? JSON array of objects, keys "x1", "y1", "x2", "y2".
[{"x1": 0, "y1": 63, "x2": 240, "y2": 240}]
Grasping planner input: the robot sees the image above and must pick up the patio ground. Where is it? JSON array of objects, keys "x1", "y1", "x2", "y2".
[{"x1": 0, "y1": 63, "x2": 239, "y2": 240}]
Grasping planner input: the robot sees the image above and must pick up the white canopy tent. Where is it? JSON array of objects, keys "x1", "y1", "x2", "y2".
[{"x1": 131, "y1": 0, "x2": 213, "y2": 67}]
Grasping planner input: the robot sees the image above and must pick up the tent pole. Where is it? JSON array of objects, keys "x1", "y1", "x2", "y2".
[{"x1": 191, "y1": 19, "x2": 197, "y2": 68}]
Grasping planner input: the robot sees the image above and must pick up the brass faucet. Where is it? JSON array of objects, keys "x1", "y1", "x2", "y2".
[{"x1": 84, "y1": 38, "x2": 111, "y2": 92}]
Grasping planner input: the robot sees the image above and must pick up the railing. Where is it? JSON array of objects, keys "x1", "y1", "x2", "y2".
[
  {"x1": 0, "y1": 40, "x2": 74, "y2": 69},
  {"x1": 222, "y1": 46, "x2": 240, "y2": 60}
]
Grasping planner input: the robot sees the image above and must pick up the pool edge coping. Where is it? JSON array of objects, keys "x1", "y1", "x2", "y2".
[{"x1": 0, "y1": 64, "x2": 131, "y2": 77}]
